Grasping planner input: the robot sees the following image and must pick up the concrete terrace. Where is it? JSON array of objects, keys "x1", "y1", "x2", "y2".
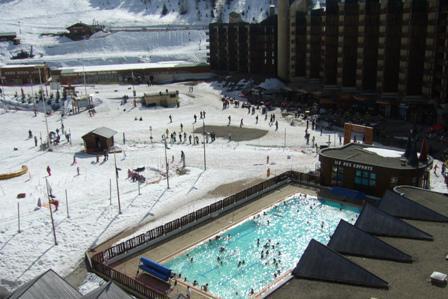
[
  {"x1": 109, "y1": 184, "x2": 318, "y2": 299},
  {"x1": 270, "y1": 187, "x2": 448, "y2": 299}
]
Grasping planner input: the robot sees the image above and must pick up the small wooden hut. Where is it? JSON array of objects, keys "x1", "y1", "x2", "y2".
[{"x1": 82, "y1": 127, "x2": 117, "y2": 154}]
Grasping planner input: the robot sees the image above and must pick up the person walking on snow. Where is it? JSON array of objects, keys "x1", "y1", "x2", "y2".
[
  {"x1": 194, "y1": 114, "x2": 197, "y2": 123},
  {"x1": 240, "y1": 118, "x2": 244, "y2": 128},
  {"x1": 275, "y1": 121, "x2": 279, "y2": 131},
  {"x1": 46, "y1": 166, "x2": 51, "y2": 176},
  {"x1": 34, "y1": 136, "x2": 38, "y2": 147},
  {"x1": 228, "y1": 115, "x2": 231, "y2": 126},
  {"x1": 256, "y1": 115, "x2": 259, "y2": 124},
  {"x1": 169, "y1": 115, "x2": 172, "y2": 123}
]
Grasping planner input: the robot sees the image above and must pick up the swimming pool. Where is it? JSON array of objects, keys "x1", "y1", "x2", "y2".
[{"x1": 164, "y1": 193, "x2": 360, "y2": 298}]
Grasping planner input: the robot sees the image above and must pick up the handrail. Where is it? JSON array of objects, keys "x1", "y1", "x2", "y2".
[{"x1": 89, "y1": 170, "x2": 320, "y2": 299}]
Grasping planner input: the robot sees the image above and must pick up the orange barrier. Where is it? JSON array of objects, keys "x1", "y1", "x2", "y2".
[{"x1": 0, "y1": 165, "x2": 28, "y2": 180}]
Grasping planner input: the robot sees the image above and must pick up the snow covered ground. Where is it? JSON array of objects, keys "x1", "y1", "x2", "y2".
[
  {"x1": 0, "y1": 0, "x2": 272, "y2": 65},
  {"x1": 0, "y1": 81, "x2": 446, "y2": 292}
]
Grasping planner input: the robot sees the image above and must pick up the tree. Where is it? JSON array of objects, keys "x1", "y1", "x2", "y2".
[{"x1": 161, "y1": 4, "x2": 168, "y2": 16}]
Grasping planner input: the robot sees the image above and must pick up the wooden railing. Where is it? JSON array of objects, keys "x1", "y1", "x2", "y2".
[{"x1": 89, "y1": 171, "x2": 320, "y2": 299}]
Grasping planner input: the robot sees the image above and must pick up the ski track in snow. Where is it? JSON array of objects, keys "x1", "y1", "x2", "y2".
[{"x1": 0, "y1": 0, "x2": 272, "y2": 65}]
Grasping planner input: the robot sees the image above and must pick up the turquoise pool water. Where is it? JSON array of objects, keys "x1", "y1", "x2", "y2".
[{"x1": 164, "y1": 194, "x2": 360, "y2": 298}]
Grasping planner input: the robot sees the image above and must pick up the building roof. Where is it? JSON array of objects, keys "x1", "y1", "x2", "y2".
[
  {"x1": 0, "y1": 64, "x2": 46, "y2": 69},
  {"x1": 272, "y1": 187, "x2": 448, "y2": 299},
  {"x1": 320, "y1": 143, "x2": 432, "y2": 170},
  {"x1": 81, "y1": 282, "x2": 132, "y2": 299},
  {"x1": 0, "y1": 32, "x2": 16, "y2": 37},
  {"x1": 292, "y1": 239, "x2": 389, "y2": 289},
  {"x1": 66, "y1": 22, "x2": 90, "y2": 30},
  {"x1": 328, "y1": 220, "x2": 412, "y2": 262},
  {"x1": 355, "y1": 204, "x2": 433, "y2": 240},
  {"x1": 59, "y1": 61, "x2": 208, "y2": 75},
  {"x1": 379, "y1": 190, "x2": 448, "y2": 222},
  {"x1": 7, "y1": 269, "x2": 81, "y2": 299},
  {"x1": 82, "y1": 127, "x2": 117, "y2": 139}
]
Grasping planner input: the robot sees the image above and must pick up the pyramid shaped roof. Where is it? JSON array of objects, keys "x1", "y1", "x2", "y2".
[
  {"x1": 293, "y1": 239, "x2": 388, "y2": 289},
  {"x1": 355, "y1": 204, "x2": 433, "y2": 240},
  {"x1": 8, "y1": 269, "x2": 81, "y2": 299},
  {"x1": 379, "y1": 190, "x2": 448, "y2": 222},
  {"x1": 328, "y1": 220, "x2": 412, "y2": 262}
]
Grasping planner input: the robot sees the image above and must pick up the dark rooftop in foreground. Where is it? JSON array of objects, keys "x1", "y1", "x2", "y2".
[
  {"x1": 7, "y1": 269, "x2": 81, "y2": 299},
  {"x1": 270, "y1": 187, "x2": 448, "y2": 299},
  {"x1": 320, "y1": 143, "x2": 432, "y2": 170}
]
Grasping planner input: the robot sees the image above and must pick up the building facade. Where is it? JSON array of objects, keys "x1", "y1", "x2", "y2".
[
  {"x1": 319, "y1": 143, "x2": 432, "y2": 197},
  {"x1": 208, "y1": 15, "x2": 277, "y2": 76},
  {"x1": 0, "y1": 64, "x2": 49, "y2": 85},
  {"x1": 281, "y1": 0, "x2": 448, "y2": 124}
]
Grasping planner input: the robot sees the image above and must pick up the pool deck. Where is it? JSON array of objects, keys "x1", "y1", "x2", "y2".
[{"x1": 111, "y1": 184, "x2": 318, "y2": 299}]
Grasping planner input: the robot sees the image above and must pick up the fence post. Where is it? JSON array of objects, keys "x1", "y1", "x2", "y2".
[
  {"x1": 17, "y1": 202, "x2": 21, "y2": 233},
  {"x1": 65, "y1": 189, "x2": 70, "y2": 218}
]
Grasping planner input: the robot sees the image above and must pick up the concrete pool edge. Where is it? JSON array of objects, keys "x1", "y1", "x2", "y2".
[{"x1": 86, "y1": 171, "x2": 370, "y2": 299}]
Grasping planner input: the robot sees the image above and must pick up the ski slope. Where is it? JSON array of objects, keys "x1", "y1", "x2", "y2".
[{"x1": 0, "y1": 0, "x2": 272, "y2": 65}]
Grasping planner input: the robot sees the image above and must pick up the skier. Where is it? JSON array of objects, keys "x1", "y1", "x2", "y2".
[{"x1": 46, "y1": 166, "x2": 51, "y2": 176}]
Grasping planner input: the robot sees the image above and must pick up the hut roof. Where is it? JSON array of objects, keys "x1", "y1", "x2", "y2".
[
  {"x1": 355, "y1": 204, "x2": 433, "y2": 240},
  {"x1": 81, "y1": 282, "x2": 132, "y2": 299},
  {"x1": 82, "y1": 127, "x2": 117, "y2": 139},
  {"x1": 293, "y1": 239, "x2": 388, "y2": 289},
  {"x1": 8, "y1": 269, "x2": 81, "y2": 299},
  {"x1": 378, "y1": 190, "x2": 448, "y2": 222},
  {"x1": 328, "y1": 220, "x2": 412, "y2": 262}
]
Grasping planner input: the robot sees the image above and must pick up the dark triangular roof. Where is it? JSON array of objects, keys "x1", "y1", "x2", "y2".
[
  {"x1": 293, "y1": 239, "x2": 388, "y2": 289},
  {"x1": 8, "y1": 269, "x2": 81, "y2": 299},
  {"x1": 328, "y1": 220, "x2": 412, "y2": 262},
  {"x1": 82, "y1": 127, "x2": 117, "y2": 139},
  {"x1": 355, "y1": 204, "x2": 433, "y2": 240},
  {"x1": 379, "y1": 190, "x2": 448, "y2": 222},
  {"x1": 81, "y1": 281, "x2": 132, "y2": 299}
]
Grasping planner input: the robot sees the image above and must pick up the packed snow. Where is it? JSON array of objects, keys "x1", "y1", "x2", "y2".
[
  {"x1": 0, "y1": 0, "x2": 272, "y2": 65},
  {"x1": 0, "y1": 81, "x2": 446, "y2": 292},
  {"x1": 365, "y1": 147, "x2": 404, "y2": 158}
]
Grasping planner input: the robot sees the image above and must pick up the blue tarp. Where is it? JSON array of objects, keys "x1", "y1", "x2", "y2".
[
  {"x1": 330, "y1": 187, "x2": 365, "y2": 201},
  {"x1": 139, "y1": 257, "x2": 172, "y2": 282}
]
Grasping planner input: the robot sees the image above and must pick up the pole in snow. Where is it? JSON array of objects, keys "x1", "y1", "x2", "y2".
[
  {"x1": 17, "y1": 202, "x2": 21, "y2": 233},
  {"x1": 164, "y1": 137, "x2": 170, "y2": 189},
  {"x1": 114, "y1": 153, "x2": 122, "y2": 214},
  {"x1": 202, "y1": 119, "x2": 207, "y2": 171},
  {"x1": 109, "y1": 178, "x2": 112, "y2": 205},
  {"x1": 45, "y1": 177, "x2": 58, "y2": 245},
  {"x1": 65, "y1": 189, "x2": 70, "y2": 219}
]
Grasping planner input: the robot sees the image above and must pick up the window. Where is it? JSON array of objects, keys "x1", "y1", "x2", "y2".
[
  {"x1": 355, "y1": 170, "x2": 376, "y2": 187},
  {"x1": 331, "y1": 165, "x2": 344, "y2": 186}
]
